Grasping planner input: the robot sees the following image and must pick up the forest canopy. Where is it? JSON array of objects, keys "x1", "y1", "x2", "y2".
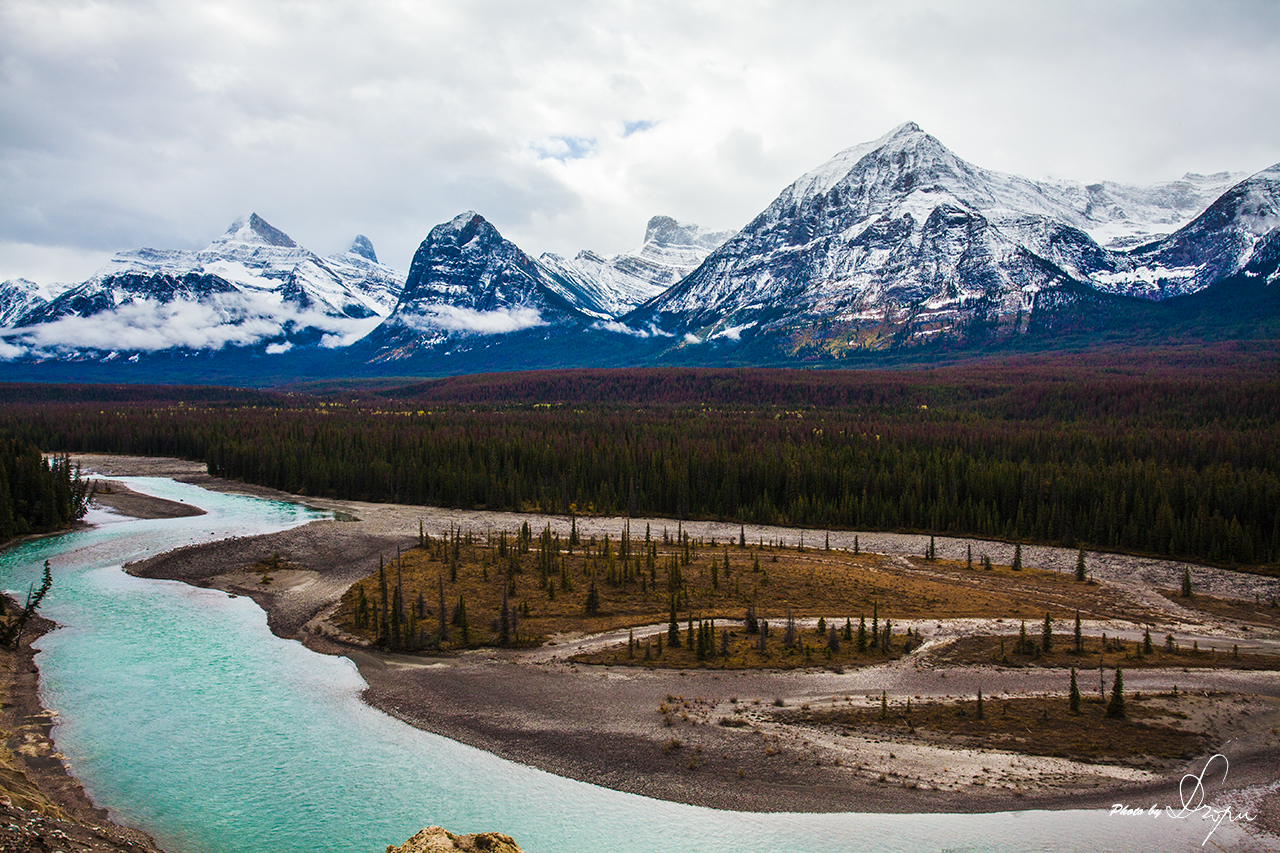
[{"x1": 2, "y1": 347, "x2": 1277, "y2": 568}]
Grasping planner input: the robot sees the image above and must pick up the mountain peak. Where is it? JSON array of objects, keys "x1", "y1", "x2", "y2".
[
  {"x1": 217, "y1": 213, "x2": 297, "y2": 248},
  {"x1": 642, "y1": 215, "x2": 735, "y2": 251},
  {"x1": 347, "y1": 234, "x2": 378, "y2": 263}
]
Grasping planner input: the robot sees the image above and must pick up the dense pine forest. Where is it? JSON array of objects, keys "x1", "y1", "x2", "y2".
[
  {"x1": 0, "y1": 438, "x2": 95, "y2": 542},
  {"x1": 2, "y1": 346, "x2": 1277, "y2": 569}
]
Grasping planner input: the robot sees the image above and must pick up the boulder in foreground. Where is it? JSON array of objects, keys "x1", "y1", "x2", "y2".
[{"x1": 387, "y1": 826, "x2": 524, "y2": 853}]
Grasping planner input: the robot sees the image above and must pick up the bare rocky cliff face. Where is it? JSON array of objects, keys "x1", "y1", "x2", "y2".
[{"x1": 385, "y1": 826, "x2": 524, "y2": 853}]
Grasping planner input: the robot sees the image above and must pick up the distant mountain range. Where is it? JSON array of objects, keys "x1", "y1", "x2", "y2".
[{"x1": 2, "y1": 122, "x2": 1276, "y2": 381}]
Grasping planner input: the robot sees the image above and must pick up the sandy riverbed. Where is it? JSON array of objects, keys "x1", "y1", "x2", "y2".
[{"x1": 67, "y1": 454, "x2": 1280, "y2": 836}]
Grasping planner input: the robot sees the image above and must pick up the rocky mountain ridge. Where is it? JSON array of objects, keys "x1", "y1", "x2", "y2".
[{"x1": 1, "y1": 123, "x2": 1275, "y2": 376}]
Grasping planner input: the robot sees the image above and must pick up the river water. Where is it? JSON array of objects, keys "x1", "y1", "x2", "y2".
[{"x1": 0, "y1": 478, "x2": 1262, "y2": 853}]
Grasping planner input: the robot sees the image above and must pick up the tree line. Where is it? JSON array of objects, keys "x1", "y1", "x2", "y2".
[
  {"x1": 0, "y1": 438, "x2": 95, "y2": 542},
  {"x1": 1, "y1": 355, "x2": 1277, "y2": 569}
]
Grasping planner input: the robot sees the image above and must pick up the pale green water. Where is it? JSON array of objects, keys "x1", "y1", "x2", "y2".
[{"x1": 0, "y1": 478, "x2": 1258, "y2": 853}]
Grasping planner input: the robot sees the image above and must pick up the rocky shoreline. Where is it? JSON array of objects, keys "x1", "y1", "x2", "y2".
[{"x1": 0, "y1": 610, "x2": 164, "y2": 853}]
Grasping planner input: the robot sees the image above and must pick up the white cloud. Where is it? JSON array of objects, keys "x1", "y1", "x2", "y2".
[
  {"x1": 401, "y1": 304, "x2": 545, "y2": 335},
  {"x1": 683, "y1": 333, "x2": 702, "y2": 344},
  {"x1": 591, "y1": 319, "x2": 676, "y2": 338},
  {"x1": 264, "y1": 341, "x2": 292, "y2": 354},
  {"x1": 0, "y1": 291, "x2": 387, "y2": 356}
]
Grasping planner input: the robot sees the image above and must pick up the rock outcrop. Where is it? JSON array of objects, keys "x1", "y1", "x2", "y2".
[{"x1": 386, "y1": 826, "x2": 524, "y2": 853}]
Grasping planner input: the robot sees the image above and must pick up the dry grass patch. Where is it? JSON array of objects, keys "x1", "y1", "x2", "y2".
[
  {"x1": 1159, "y1": 590, "x2": 1280, "y2": 630},
  {"x1": 929, "y1": 633, "x2": 1280, "y2": 671},
  {"x1": 331, "y1": 526, "x2": 1156, "y2": 653},
  {"x1": 788, "y1": 692, "x2": 1210, "y2": 765}
]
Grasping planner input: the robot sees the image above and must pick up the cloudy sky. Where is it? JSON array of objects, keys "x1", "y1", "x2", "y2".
[{"x1": 3, "y1": 0, "x2": 1278, "y2": 285}]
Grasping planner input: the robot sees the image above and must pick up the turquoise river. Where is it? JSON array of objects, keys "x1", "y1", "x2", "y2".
[{"x1": 0, "y1": 477, "x2": 1261, "y2": 853}]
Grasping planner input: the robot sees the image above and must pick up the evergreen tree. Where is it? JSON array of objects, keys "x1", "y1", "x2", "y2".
[
  {"x1": 1042, "y1": 612, "x2": 1053, "y2": 652},
  {"x1": 1069, "y1": 667, "x2": 1081, "y2": 714},
  {"x1": 1143, "y1": 627, "x2": 1153, "y2": 655},
  {"x1": 1075, "y1": 549, "x2": 1086, "y2": 582},
  {"x1": 1106, "y1": 667, "x2": 1126, "y2": 718},
  {"x1": 668, "y1": 597, "x2": 681, "y2": 648},
  {"x1": 585, "y1": 579, "x2": 600, "y2": 615},
  {"x1": 976, "y1": 688, "x2": 984, "y2": 721},
  {"x1": 1181, "y1": 567, "x2": 1193, "y2": 598},
  {"x1": 1011, "y1": 542, "x2": 1023, "y2": 571},
  {"x1": 1074, "y1": 609, "x2": 1083, "y2": 653}
]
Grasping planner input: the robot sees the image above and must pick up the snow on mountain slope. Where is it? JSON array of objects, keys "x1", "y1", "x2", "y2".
[
  {"x1": 364, "y1": 211, "x2": 600, "y2": 361},
  {"x1": 628, "y1": 123, "x2": 1263, "y2": 348},
  {"x1": 539, "y1": 215, "x2": 734, "y2": 317},
  {"x1": 0, "y1": 278, "x2": 66, "y2": 327},
  {"x1": 1091, "y1": 164, "x2": 1280, "y2": 299},
  {"x1": 0, "y1": 214, "x2": 406, "y2": 359}
]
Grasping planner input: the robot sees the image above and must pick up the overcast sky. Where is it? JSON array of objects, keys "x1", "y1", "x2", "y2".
[{"x1": 3, "y1": 0, "x2": 1278, "y2": 285}]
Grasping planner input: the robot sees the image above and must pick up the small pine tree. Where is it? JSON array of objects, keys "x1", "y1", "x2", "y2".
[
  {"x1": 1069, "y1": 667, "x2": 1081, "y2": 714},
  {"x1": 1143, "y1": 627, "x2": 1153, "y2": 655},
  {"x1": 880, "y1": 690, "x2": 888, "y2": 719},
  {"x1": 853, "y1": 535, "x2": 860, "y2": 555},
  {"x1": 1181, "y1": 567, "x2": 1193, "y2": 598},
  {"x1": 667, "y1": 598, "x2": 681, "y2": 648},
  {"x1": 1042, "y1": 612, "x2": 1053, "y2": 652},
  {"x1": 856, "y1": 614, "x2": 867, "y2": 653},
  {"x1": 1075, "y1": 549, "x2": 1086, "y2": 582},
  {"x1": 1011, "y1": 542, "x2": 1023, "y2": 571},
  {"x1": 976, "y1": 688, "x2": 984, "y2": 720},
  {"x1": 1073, "y1": 609, "x2": 1083, "y2": 653},
  {"x1": 1105, "y1": 667, "x2": 1126, "y2": 719}
]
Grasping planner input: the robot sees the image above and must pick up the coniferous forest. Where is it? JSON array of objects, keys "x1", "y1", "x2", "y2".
[
  {"x1": 2, "y1": 346, "x2": 1277, "y2": 569},
  {"x1": 0, "y1": 438, "x2": 95, "y2": 542}
]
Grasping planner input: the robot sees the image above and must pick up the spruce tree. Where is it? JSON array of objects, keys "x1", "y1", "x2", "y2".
[
  {"x1": 1042, "y1": 612, "x2": 1053, "y2": 652},
  {"x1": 668, "y1": 598, "x2": 681, "y2": 648},
  {"x1": 1075, "y1": 549, "x2": 1086, "y2": 582},
  {"x1": 1069, "y1": 667, "x2": 1081, "y2": 714},
  {"x1": 1181, "y1": 567, "x2": 1193, "y2": 598},
  {"x1": 1105, "y1": 667, "x2": 1126, "y2": 718},
  {"x1": 856, "y1": 614, "x2": 867, "y2": 653},
  {"x1": 1011, "y1": 542, "x2": 1023, "y2": 571},
  {"x1": 1074, "y1": 609, "x2": 1083, "y2": 653}
]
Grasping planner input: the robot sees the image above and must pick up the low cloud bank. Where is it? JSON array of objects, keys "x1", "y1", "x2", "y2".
[
  {"x1": 0, "y1": 292, "x2": 385, "y2": 358},
  {"x1": 401, "y1": 304, "x2": 546, "y2": 334}
]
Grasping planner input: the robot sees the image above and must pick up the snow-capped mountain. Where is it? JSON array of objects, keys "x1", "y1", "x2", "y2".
[
  {"x1": 539, "y1": 216, "x2": 734, "y2": 317},
  {"x1": 1091, "y1": 165, "x2": 1280, "y2": 299},
  {"x1": 627, "y1": 122, "x2": 1275, "y2": 349},
  {"x1": 1, "y1": 123, "x2": 1274, "y2": 377},
  {"x1": 0, "y1": 278, "x2": 66, "y2": 327},
  {"x1": 0, "y1": 214, "x2": 406, "y2": 359},
  {"x1": 362, "y1": 211, "x2": 603, "y2": 362}
]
